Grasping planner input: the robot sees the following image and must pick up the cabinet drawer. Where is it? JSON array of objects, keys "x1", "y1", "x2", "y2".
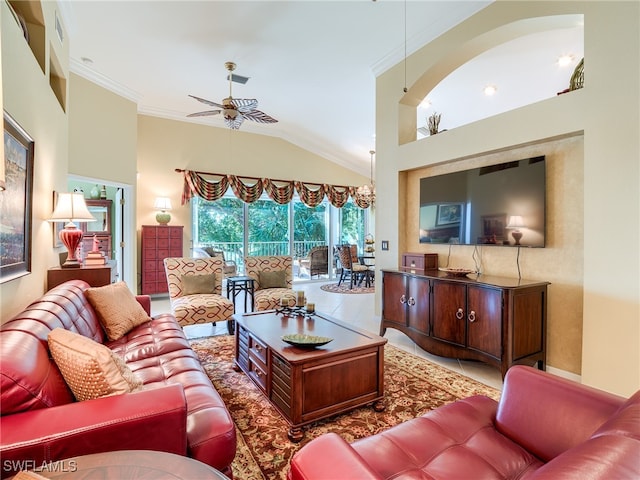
[
  {"x1": 249, "y1": 335, "x2": 268, "y2": 365},
  {"x1": 249, "y1": 358, "x2": 267, "y2": 391}
]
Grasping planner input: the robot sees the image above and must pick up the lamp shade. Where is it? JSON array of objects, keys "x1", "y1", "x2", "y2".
[
  {"x1": 506, "y1": 215, "x2": 525, "y2": 229},
  {"x1": 49, "y1": 193, "x2": 95, "y2": 223},
  {"x1": 153, "y1": 197, "x2": 172, "y2": 211},
  {"x1": 49, "y1": 193, "x2": 95, "y2": 268}
]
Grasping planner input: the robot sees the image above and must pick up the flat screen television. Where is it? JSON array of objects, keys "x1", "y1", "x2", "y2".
[{"x1": 419, "y1": 156, "x2": 546, "y2": 247}]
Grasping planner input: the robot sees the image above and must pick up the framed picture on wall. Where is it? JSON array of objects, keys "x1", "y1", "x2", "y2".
[
  {"x1": 436, "y1": 203, "x2": 462, "y2": 226},
  {"x1": 1, "y1": 111, "x2": 35, "y2": 283}
]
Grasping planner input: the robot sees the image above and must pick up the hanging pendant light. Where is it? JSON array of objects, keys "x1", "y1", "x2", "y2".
[{"x1": 357, "y1": 150, "x2": 376, "y2": 206}]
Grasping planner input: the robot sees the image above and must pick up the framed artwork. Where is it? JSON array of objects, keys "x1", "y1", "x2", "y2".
[
  {"x1": 436, "y1": 203, "x2": 462, "y2": 226},
  {"x1": 52, "y1": 191, "x2": 64, "y2": 247},
  {"x1": 1, "y1": 111, "x2": 34, "y2": 283},
  {"x1": 480, "y1": 213, "x2": 507, "y2": 244}
]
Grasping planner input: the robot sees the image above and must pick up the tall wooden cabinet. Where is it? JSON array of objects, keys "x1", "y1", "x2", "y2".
[
  {"x1": 141, "y1": 225, "x2": 183, "y2": 294},
  {"x1": 381, "y1": 269, "x2": 549, "y2": 378}
]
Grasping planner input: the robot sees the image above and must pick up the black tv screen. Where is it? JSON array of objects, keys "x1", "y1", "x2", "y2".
[{"x1": 419, "y1": 156, "x2": 546, "y2": 247}]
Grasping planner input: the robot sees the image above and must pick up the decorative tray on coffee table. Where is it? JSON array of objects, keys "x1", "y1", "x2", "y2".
[{"x1": 282, "y1": 333, "x2": 333, "y2": 348}]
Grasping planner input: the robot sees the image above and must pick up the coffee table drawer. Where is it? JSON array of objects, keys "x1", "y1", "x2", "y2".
[
  {"x1": 249, "y1": 358, "x2": 268, "y2": 391},
  {"x1": 249, "y1": 334, "x2": 268, "y2": 365}
]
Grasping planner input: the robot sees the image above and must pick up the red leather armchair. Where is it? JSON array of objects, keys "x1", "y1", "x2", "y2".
[
  {"x1": 0, "y1": 280, "x2": 236, "y2": 479},
  {"x1": 288, "y1": 366, "x2": 640, "y2": 480}
]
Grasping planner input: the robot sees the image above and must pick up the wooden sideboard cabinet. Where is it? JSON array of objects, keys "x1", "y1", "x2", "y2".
[
  {"x1": 141, "y1": 225, "x2": 183, "y2": 294},
  {"x1": 381, "y1": 269, "x2": 549, "y2": 378},
  {"x1": 48, "y1": 261, "x2": 117, "y2": 290}
]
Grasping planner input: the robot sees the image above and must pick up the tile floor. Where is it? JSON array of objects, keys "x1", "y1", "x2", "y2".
[{"x1": 151, "y1": 280, "x2": 504, "y2": 390}]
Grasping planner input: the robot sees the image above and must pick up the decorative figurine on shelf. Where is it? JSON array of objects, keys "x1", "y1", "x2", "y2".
[
  {"x1": 99, "y1": 185, "x2": 107, "y2": 200},
  {"x1": 92, "y1": 234, "x2": 100, "y2": 253}
]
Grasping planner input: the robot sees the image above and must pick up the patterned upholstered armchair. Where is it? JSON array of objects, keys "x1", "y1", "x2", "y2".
[
  {"x1": 163, "y1": 257, "x2": 235, "y2": 333},
  {"x1": 244, "y1": 255, "x2": 296, "y2": 311}
]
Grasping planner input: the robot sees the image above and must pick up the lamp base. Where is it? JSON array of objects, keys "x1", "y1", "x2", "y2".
[
  {"x1": 511, "y1": 230, "x2": 523, "y2": 246},
  {"x1": 59, "y1": 223, "x2": 84, "y2": 268},
  {"x1": 156, "y1": 212, "x2": 171, "y2": 225}
]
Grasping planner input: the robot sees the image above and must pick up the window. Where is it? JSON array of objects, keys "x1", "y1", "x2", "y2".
[{"x1": 192, "y1": 194, "x2": 369, "y2": 281}]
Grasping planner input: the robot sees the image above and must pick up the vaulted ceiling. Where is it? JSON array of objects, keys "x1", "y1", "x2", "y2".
[{"x1": 61, "y1": 1, "x2": 583, "y2": 175}]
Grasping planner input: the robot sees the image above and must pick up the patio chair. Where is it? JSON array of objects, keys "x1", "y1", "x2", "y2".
[
  {"x1": 244, "y1": 255, "x2": 296, "y2": 311},
  {"x1": 336, "y1": 245, "x2": 368, "y2": 289},
  {"x1": 163, "y1": 257, "x2": 235, "y2": 334},
  {"x1": 201, "y1": 247, "x2": 238, "y2": 277},
  {"x1": 299, "y1": 245, "x2": 329, "y2": 278}
]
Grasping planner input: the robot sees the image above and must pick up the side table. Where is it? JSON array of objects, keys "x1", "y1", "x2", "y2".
[{"x1": 226, "y1": 276, "x2": 256, "y2": 313}]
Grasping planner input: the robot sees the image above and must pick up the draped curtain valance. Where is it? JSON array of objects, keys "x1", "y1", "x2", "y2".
[{"x1": 179, "y1": 169, "x2": 372, "y2": 209}]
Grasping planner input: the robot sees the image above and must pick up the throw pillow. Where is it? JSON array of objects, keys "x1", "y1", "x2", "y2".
[
  {"x1": 181, "y1": 273, "x2": 216, "y2": 295},
  {"x1": 48, "y1": 328, "x2": 142, "y2": 402},
  {"x1": 85, "y1": 281, "x2": 150, "y2": 341},
  {"x1": 258, "y1": 270, "x2": 287, "y2": 289}
]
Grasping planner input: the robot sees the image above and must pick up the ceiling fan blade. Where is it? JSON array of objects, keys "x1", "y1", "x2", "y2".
[
  {"x1": 225, "y1": 115, "x2": 244, "y2": 130},
  {"x1": 231, "y1": 98, "x2": 259, "y2": 112},
  {"x1": 186, "y1": 110, "x2": 222, "y2": 118},
  {"x1": 188, "y1": 94, "x2": 225, "y2": 109},
  {"x1": 242, "y1": 109, "x2": 278, "y2": 124}
]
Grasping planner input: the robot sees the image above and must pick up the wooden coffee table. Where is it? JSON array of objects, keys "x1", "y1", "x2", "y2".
[{"x1": 234, "y1": 309, "x2": 387, "y2": 442}]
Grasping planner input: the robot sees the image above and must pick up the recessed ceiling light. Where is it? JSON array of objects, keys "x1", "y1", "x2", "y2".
[
  {"x1": 483, "y1": 85, "x2": 497, "y2": 96},
  {"x1": 557, "y1": 54, "x2": 574, "y2": 67}
]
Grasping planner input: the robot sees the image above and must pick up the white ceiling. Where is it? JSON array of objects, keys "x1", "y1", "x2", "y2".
[{"x1": 60, "y1": 1, "x2": 582, "y2": 175}]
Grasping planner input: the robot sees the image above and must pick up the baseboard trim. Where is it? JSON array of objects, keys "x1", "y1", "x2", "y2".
[{"x1": 546, "y1": 365, "x2": 582, "y2": 383}]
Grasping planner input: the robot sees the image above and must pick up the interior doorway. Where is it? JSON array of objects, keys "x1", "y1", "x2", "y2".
[{"x1": 67, "y1": 175, "x2": 135, "y2": 288}]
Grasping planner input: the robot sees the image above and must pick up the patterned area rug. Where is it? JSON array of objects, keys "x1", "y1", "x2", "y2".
[
  {"x1": 319, "y1": 282, "x2": 374, "y2": 294},
  {"x1": 190, "y1": 335, "x2": 501, "y2": 480}
]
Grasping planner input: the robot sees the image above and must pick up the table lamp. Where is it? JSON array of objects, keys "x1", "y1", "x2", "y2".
[
  {"x1": 154, "y1": 197, "x2": 172, "y2": 225},
  {"x1": 49, "y1": 193, "x2": 95, "y2": 268},
  {"x1": 507, "y1": 215, "x2": 525, "y2": 246}
]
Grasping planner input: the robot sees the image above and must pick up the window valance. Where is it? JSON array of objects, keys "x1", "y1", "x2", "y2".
[{"x1": 178, "y1": 169, "x2": 372, "y2": 209}]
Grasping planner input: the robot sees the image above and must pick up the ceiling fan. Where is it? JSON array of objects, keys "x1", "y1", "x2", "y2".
[{"x1": 187, "y1": 61, "x2": 278, "y2": 130}]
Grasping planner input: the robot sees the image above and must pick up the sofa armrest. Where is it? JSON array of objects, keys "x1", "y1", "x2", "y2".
[
  {"x1": 496, "y1": 366, "x2": 626, "y2": 462},
  {"x1": 288, "y1": 433, "x2": 382, "y2": 480},
  {"x1": 136, "y1": 295, "x2": 152, "y2": 315},
  {"x1": 0, "y1": 384, "x2": 187, "y2": 479}
]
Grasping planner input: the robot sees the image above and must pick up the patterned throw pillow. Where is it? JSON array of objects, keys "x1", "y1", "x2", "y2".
[
  {"x1": 48, "y1": 328, "x2": 142, "y2": 401},
  {"x1": 85, "y1": 281, "x2": 150, "y2": 341},
  {"x1": 258, "y1": 270, "x2": 286, "y2": 289},
  {"x1": 181, "y1": 273, "x2": 216, "y2": 295}
]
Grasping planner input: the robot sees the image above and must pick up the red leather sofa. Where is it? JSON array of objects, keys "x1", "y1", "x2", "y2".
[
  {"x1": 0, "y1": 280, "x2": 236, "y2": 479},
  {"x1": 289, "y1": 365, "x2": 640, "y2": 480}
]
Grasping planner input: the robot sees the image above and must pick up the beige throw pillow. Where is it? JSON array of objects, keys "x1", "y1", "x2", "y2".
[
  {"x1": 85, "y1": 281, "x2": 150, "y2": 341},
  {"x1": 258, "y1": 270, "x2": 287, "y2": 289},
  {"x1": 181, "y1": 273, "x2": 216, "y2": 295},
  {"x1": 48, "y1": 328, "x2": 142, "y2": 402}
]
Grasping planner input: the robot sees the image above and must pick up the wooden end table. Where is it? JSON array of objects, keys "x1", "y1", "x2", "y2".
[{"x1": 234, "y1": 309, "x2": 387, "y2": 442}]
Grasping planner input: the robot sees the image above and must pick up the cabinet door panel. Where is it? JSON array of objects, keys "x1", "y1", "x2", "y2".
[
  {"x1": 382, "y1": 272, "x2": 407, "y2": 327},
  {"x1": 407, "y1": 276, "x2": 429, "y2": 333},
  {"x1": 467, "y1": 286, "x2": 502, "y2": 358},
  {"x1": 432, "y1": 281, "x2": 466, "y2": 346},
  {"x1": 512, "y1": 290, "x2": 545, "y2": 359}
]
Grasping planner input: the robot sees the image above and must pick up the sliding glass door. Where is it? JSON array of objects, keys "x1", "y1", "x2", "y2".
[{"x1": 192, "y1": 193, "x2": 369, "y2": 281}]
